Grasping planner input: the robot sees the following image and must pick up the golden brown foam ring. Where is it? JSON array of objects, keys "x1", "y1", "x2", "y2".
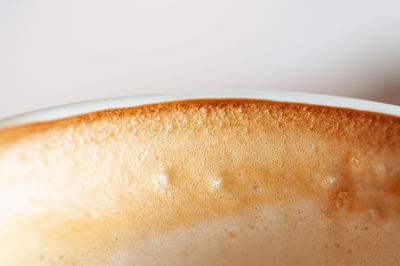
[{"x1": 2, "y1": 98, "x2": 400, "y2": 143}]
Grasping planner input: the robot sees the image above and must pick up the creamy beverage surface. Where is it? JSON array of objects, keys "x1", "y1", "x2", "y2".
[{"x1": 0, "y1": 99, "x2": 399, "y2": 265}]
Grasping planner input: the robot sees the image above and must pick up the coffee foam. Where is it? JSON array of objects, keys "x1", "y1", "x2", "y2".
[{"x1": 0, "y1": 99, "x2": 399, "y2": 265}]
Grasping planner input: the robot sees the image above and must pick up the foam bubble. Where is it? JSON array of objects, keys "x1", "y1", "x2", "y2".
[
  {"x1": 209, "y1": 179, "x2": 222, "y2": 191},
  {"x1": 351, "y1": 157, "x2": 360, "y2": 165},
  {"x1": 321, "y1": 176, "x2": 337, "y2": 188}
]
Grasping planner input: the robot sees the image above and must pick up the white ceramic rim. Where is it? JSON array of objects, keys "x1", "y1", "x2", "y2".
[{"x1": 0, "y1": 90, "x2": 399, "y2": 129}]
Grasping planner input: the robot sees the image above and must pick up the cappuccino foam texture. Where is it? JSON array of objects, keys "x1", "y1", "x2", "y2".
[{"x1": 0, "y1": 99, "x2": 399, "y2": 265}]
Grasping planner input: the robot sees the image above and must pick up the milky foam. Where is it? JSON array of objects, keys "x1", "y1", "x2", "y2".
[{"x1": 0, "y1": 99, "x2": 399, "y2": 265}]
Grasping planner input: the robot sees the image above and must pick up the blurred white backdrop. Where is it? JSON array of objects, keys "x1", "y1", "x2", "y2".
[{"x1": 1, "y1": 0, "x2": 399, "y2": 119}]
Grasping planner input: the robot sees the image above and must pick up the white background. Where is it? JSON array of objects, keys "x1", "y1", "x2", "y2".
[{"x1": 1, "y1": 0, "x2": 399, "y2": 119}]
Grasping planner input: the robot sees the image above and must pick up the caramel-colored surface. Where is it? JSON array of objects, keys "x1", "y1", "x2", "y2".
[{"x1": 0, "y1": 99, "x2": 399, "y2": 265}]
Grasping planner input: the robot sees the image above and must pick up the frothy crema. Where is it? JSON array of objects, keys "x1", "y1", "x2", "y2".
[{"x1": 0, "y1": 99, "x2": 399, "y2": 265}]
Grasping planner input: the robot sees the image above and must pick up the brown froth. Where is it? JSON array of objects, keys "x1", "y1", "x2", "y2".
[{"x1": 0, "y1": 99, "x2": 399, "y2": 265}]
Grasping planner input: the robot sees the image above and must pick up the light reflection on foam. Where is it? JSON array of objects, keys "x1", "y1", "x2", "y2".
[{"x1": 209, "y1": 179, "x2": 222, "y2": 191}]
